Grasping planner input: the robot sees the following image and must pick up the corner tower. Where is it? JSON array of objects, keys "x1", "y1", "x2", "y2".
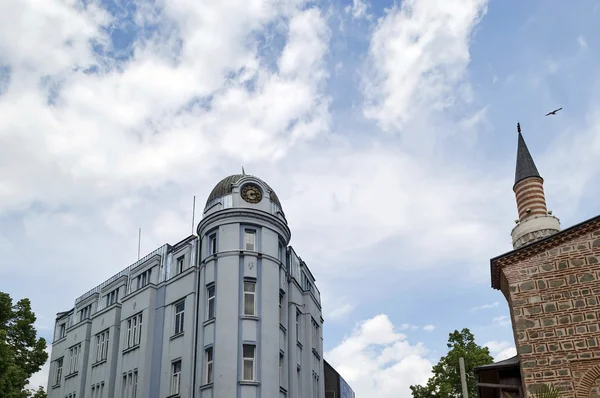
[{"x1": 511, "y1": 123, "x2": 560, "y2": 249}]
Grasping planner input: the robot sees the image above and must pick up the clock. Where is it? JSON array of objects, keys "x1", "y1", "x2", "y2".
[{"x1": 241, "y1": 184, "x2": 263, "y2": 204}]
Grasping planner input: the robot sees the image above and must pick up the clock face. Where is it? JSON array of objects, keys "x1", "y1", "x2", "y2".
[{"x1": 241, "y1": 184, "x2": 263, "y2": 204}]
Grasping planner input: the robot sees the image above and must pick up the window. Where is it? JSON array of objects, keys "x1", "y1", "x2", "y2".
[
  {"x1": 312, "y1": 318, "x2": 319, "y2": 349},
  {"x1": 122, "y1": 370, "x2": 137, "y2": 398},
  {"x1": 54, "y1": 358, "x2": 63, "y2": 385},
  {"x1": 176, "y1": 256, "x2": 184, "y2": 274},
  {"x1": 68, "y1": 344, "x2": 80, "y2": 374},
  {"x1": 105, "y1": 288, "x2": 119, "y2": 307},
  {"x1": 243, "y1": 281, "x2": 256, "y2": 316},
  {"x1": 205, "y1": 347, "x2": 213, "y2": 384},
  {"x1": 209, "y1": 234, "x2": 217, "y2": 254},
  {"x1": 278, "y1": 242, "x2": 284, "y2": 262},
  {"x1": 279, "y1": 353, "x2": 284, "y2": 386},
  {"x1": 296, "y1": 310, "x2": 301, "y2": 342},
  {"x1": 207, "y1": 286, "x2": 215, "y2": 320},
  {"x1": 126, "y1": 313, "x2": 143, "y2": 348},
  {"x1": 174, "y1": 301, "x2": 185, "y2": 335},
  {"x1": 297, "y1": 368, "x2": 302, "y2": 398},
  {"x1": 95, "y1": 329, "x2": 110, "y2": 362},
  {"x1": 79, "y1": 304, "x2": 92, "y2": 322},
  {"x1": 58, "y1": 323, "x2": 66, "y2": 339},
  {"x1": 244, "y1": 230, "x2": 255, "y2": 251},
  {"x1": 122, "y1": 374, "x2": 127, "y2": 398},
  {"x1": 242, "y1": 344, "x2": 255, "y2": 381},
  {"x1": 132, "y1": 371, "x2": 138, "y2": 398},
  {"x1": 171, "y1": 360, "x2": 182, "y2": 395},
  {"x1": 136, "y1": 269, "x2": 152, "y2": 289},
  {"x1": 279, "y1": 293, "x2": 284, "y2": 324}
]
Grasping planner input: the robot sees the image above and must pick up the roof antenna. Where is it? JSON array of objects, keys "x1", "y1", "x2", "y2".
[
  {"x1": 242, "y1": 166, "x2": 246, "y2": 175},
  {"x1": 517, "y1": 122, "x2": 521, "y2": 134},
  {"x1": 137, "y1": 228, "x2": 141, "y2": 261}
]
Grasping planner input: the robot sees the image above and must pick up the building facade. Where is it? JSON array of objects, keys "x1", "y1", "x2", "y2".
[
  {"x1": 47, "y1": 174, "x2": 326, "y2": 398},
  {"x1": 478, "y1": 124, "x2": 600, "y2": 397},
  {"x1": 323, "y1": 360, "x2": 355, "y2": 398}
]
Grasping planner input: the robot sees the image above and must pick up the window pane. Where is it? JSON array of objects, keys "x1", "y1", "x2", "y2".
[
  {"x1": 243, "y1": 282, "x2": 255, "y2": 292},
  {"x1": 244, "y1": 294, "x2": 255, "y2": 315},
  {"x1": 176, "y1": 301, "x2": 185, "y2": 312},
  {"x1": 243, "y1": 359, "x2": 254, "y2": 380},
  {"x1": 208, "y1": 286, "x2": 215, "y2": 298},
  {"x1": 243, "y1": 344, "x2": 255, "y2": 358}
]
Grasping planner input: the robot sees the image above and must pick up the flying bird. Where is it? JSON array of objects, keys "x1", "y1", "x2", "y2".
[{"x1": 545, "y1": 107, "x2": 562, "y2": 116}]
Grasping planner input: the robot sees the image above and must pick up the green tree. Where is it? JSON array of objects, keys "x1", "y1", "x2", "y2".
[
  {"x1": 0, "y1": 291, "x2": 48, "y2": 398},
  {"x1": 410, "y1": 328, "x2": 494, "y2": 398}
]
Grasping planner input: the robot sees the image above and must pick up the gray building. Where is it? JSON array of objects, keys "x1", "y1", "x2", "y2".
[{"x1": 47, "y1": 174, "x2": 326, "y2": 398}]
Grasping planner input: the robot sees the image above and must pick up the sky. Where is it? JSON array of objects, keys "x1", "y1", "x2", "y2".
[{"x1": 1, "y1": 0, "x2": 600, "y2": 396}]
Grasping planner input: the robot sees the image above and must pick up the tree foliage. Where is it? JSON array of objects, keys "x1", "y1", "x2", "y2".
[
  {"x1": 410, "y1": 328, "x2": 494, "y2": 398},
  {"x1": 0, "y1": 291, "x2": 48, "y2": 398}
]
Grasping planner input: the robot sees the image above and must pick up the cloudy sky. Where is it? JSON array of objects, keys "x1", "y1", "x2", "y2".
[{"x1": 2, "y1": 0, "x2": 600, "y2": 396}]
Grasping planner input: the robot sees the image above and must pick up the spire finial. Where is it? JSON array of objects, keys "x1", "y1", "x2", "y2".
[
  {"x1": 242, "y1": 166, "x2": 246, "y2": 176},
  {"x1": 517, "y1": 122, "x2": 521, "y2": 134}
]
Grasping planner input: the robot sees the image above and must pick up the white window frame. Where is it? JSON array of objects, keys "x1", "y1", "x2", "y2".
[
  {"x1": 95, "y1": 329, "x2": 109, "y2": 362},
  {"x1": 243, "y1": 281, "x2": 256, "y2": 316},
  {"x1": 209, "y1": 234, "x2": 217, "y2": 255},
  {"x1": 68, "y1": 344, "x2": 80, "y2": 374},
  {"x1": 54, "y1": 357, "x2": 63, "y2": 385},
  {"x1": 296, "y1": 310, "x2": 301, "y2": 342},
  {"x1": 205, "y1": 347, "x2": 213, "y2": 384},
  {"x1": 171, "y1": 360, "x2": 182, "y2": 395},
  {"x1": 207, "y1": 285, "x2": 215, "y2": 320},
  {"x1": 242, "y1": 344, "x2": 256, "y2": 381},
  {"x1": 279, "y1": 353, "x2": 284, "y2": 386},
  {"x1": 279, "y1": 293, "x2": 284, "y2": 325},
  {"x1": 132, "y1": 370, "x2": 138, "y2": 398},
  {"x1": 126, "y1": 313, "x2": 143, "y2": 348},
  {"x1": 244, "y1": 230, "x2": 256, "y2": 251},
  {"x1": 176, "y1": 256, "x2": 184, "y2": 274},
  {"x1": 59, "y1": 323, "x2": 66, "y2": 338},
  {"x1": 278, "y1": 241, "x2": 284, "y2": 262},
  {"x1": 174, "y1": 300, "x2": 185, "y2": 335}
]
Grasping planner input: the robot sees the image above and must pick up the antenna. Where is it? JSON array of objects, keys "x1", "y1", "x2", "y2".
[
  {"x1": 191, "y1": 196, "x2": 196, "y2": 235},
  {"x1": 137, "y1": 228, "x2": 141, "y2": 261},
  {"x1": 242, "y1": 166, "x2": 246, "y2": 175},
  {"x1": 517, "y1": 122, "x2": 521, "y2": 134}
]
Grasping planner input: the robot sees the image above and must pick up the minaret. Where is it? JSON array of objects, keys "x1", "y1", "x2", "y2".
[{"x1": 511, "y1": 123, "x2": 560, "y2": 249}]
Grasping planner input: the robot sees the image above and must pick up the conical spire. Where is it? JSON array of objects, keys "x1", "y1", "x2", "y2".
[{"x1": 514, "y1": 123, "x2": 542, "y2": 189}]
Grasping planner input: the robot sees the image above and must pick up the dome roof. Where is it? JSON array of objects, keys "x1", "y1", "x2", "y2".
[{"x1": 205, "y1": 174, "x2": 283, "y2": 209}]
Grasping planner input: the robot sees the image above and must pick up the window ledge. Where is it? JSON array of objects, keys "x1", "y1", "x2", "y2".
[
  {"x1": 91, "y1": 358, "x2": 107, "y2": 368},
  {"x1": 241, "y1": 315, "x2": 259, "y2": 321},
  {"x1": 122, "y1": 344, "x2": 140, "y2": 354},
  {"x1": 170, "y1": 332, "x2": 184, "y2": 341},
  {"x1": 65, "y1": 371, "x2": 78, "y2": 380},
  {"x1": 52, "y1": 384, "x2": 61, "y2": 390},
  {"x1": 203, "y1": 318, "x2": 215, "y2": 327},
  {"x1": 166, "y1": 394, "x2": 180, "y2": 398},
  {"x1": 239, "y1": 381, "x2": 259, "y2": 386},
  {"x1": 199, "y1": 383, "x2": 213, "y2": 391},
  {"x1": 279, "y1": 324, "x2": 287, "y2": 333}
]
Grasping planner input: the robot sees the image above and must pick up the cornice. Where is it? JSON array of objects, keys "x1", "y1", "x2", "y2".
[{"x1": 197, "y1": 208, "x2": 291, "y2": 242}]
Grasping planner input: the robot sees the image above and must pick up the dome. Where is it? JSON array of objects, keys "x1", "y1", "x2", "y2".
[{"x1": 205, "y1": 174, "x2": 283, "y2": 210}]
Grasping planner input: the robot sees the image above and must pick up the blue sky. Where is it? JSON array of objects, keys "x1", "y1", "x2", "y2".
[{"x1": 1, "y1": 0, "x2": 600, "y2": 396}]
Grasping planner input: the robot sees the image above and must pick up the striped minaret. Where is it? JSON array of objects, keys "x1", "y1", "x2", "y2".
[{"x1": 511, "y1": 123, "x2": 560, "y2": 249}]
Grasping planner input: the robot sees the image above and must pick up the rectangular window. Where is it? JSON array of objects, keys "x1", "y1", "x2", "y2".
[
  {"x1": 59, "y1": 323, "x2": 66, "y2": 339},
  {"x1": 79, "y1": 304, "x2": 92, "y2": 322},
  {"x1": 132, "y1": 370, "x2": 138, "y2": 398},
  {"x1": 137, "y1": 269, "x2": 152, "y2": 289},
  {"x1": 279, "y1": 353, "x2": 284, "y2": 386},
  {"x1": 126, "y1": 313, "x2": 143, "y2": 348},
  {"x1": 176, "y1": 256, "x2": 184, "y2": 274},
  {"x1": 91, "y1": 385, "x2": 95, "y2": 398},
  {"x1": 54, "y1": 358, "x2": 63, "y2": 385},
  {"x1": 209, "y1": 234, "x2": 217, "y2": 254},
  {"x1": 279, "y1": 293, "x2": 284, "y2": 324},
  {"x1": 122, "y1": 374, "x2": 127, "y2": 398},
  {"x1": 207, "y1": 286, "x2": 215, "y2": 320},
  {"x1": 105, "y1": 288, "x2": 119, "y2": 307},
  {"x1": 171, "y1": 360, "x2": 182, "y2": 395},
  {"x1": 278, "y1": 242, "x2": 284, "y2": 262},
  {"x1": 296, "y1": 310, "x2": 301, "y2": 342},
  {"x1": 174, "y1": 300, "x2": 185, "y2": 335},
  {"x1": 243, "y1": 281, "x2": 256, "y2": 316},
  {"x1": 297, "y1": 368, "x2": 302, "y2": 398},
  {"x1": 95, "y1": 329, "x2": 109, "y2": 362},
  {"x1": 205, "y1": 347, "x2": 213, "y2": 384},
  {"x1": 312, "y1": 318, "x2": 319, "y2": 349},
  {"x1": 242, "y1": 344, "x2": 255, "y2": 381},
  {"x1": 68, "y1": 344, "x2": 80, "y2": 374},
  {"x1": 244, "y1": 230, "x2": 255, "y2": 251},
  {"x1": 100, "y1": 382, "x2": 104, "y2": 398}
]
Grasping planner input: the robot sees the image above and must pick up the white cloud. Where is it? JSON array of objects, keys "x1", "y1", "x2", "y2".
[
  {"x1": 492, "y1": 315, "x2": 511, "y2": 328},
  {"x1": 578, "y1": 35, "x2": 588, "y2": 50},
  {"x1": 423, "y1": 325, "x2": 435, "y2": 332},
  {"x1": 325, "y1": 314, "x2": 432, "y2": 398},
  {"x1": 470, "y1": 302, "x2": 499, "y2": 311},
  {"x1": 345, "y1": 0, "x2": 370, "y2": 20},
  {"x1": 485, "y1": 340, "x2": 516, "y2": 362},
  {"x1": 363, "y1": 0, "x2": 488, "y2": 134}
]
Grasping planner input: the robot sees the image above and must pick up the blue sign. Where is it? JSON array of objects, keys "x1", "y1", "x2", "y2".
[{"x1": 340, "y1": 375, "x2": 355, "y2": 398}]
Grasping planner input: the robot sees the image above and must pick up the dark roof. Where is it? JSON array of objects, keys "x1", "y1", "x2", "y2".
[
  {"x1": 514, "y1": 124, "x2": 542, "y2": 189},
  {"x1": 205, "y1": 174, "x2": 282, "y2": 210},
  {"x1": 475, "y1": 355, "x2": 520, "y2": 371},
  {"x1": 490, "y1": 213, "x2": 600, "y2": 289}
]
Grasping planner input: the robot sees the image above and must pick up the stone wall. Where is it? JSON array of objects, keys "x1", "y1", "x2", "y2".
[{"x1": 502, "y1": 228, "x2": 600, "y2": 397}]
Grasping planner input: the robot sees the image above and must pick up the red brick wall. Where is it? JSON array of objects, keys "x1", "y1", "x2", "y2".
[{"x1": 501, "y1": 228, "x2": 600, "y2": 397}]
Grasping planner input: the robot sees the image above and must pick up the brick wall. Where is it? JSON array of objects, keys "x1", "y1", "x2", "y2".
[{"x1": 502, "y1": 228, "x2": 600, "y2": 397}]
